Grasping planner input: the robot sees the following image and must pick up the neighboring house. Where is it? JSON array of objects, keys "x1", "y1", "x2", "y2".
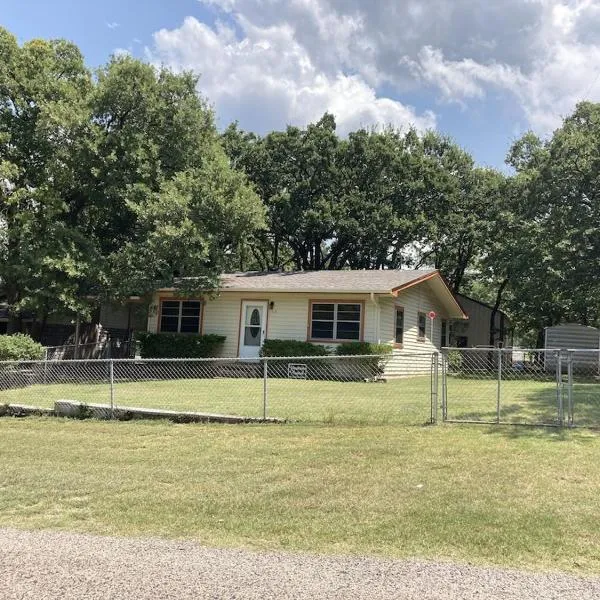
[
  {"x1": 450, "y1": 293, "x2": 511, "y2": 348},
  {"x1": 147, "y1": 269, "x2": 467, "y2": 374}
]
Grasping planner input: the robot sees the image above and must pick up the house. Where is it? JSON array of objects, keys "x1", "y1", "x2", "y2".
[
  {"x1": 147, "y1": 269, "x2": 467, "y2": 373},
  {"x1": 450, "y1": 293, "x2": 511, "y2": 348}
]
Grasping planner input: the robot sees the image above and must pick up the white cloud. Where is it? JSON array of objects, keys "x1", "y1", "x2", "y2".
[
  {"x1": 150, "y1": 16, "x2": 436, "y2": 134},
  {"x1": 181, "y1": 0, "x2": 600, "y2": 137},
  {"x1": 106, "y1": 22, "x2": 120, "y2": 30}
]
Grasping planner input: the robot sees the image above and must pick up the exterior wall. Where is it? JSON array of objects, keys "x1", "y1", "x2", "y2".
[
  {"x1": 451, "y1": 295, "x2": 510, "y2": 348},
  {"x1": 149, "y1": 291, "x2": 378, "y2": 358},
  {"x1": 545, "y1": 324, "x2": 600, "y2": 372},
  {"x1": 379, "y1": 280, "x2": 451, "y2": 376}
]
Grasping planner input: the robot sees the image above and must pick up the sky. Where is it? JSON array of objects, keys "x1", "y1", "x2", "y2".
[{"x1": 3, "y1": 0, "x2": 600, "y2": 168}]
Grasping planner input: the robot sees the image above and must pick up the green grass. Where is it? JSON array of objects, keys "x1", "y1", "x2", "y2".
[
  {"x1": 1, "y1": 418, "x2": 600, "y2": 574},
  {"x1": 3, "y1": 374, "x2": 600, "y2": 426}
]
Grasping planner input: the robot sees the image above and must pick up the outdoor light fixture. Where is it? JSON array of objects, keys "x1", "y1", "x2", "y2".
[{"x1": 269, "y1": 301, "x2": 275, "y2": 309}]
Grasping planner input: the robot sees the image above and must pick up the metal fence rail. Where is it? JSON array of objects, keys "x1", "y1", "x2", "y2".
[
  {"x1": 0, "y1": 353, "x2": 436, "y2": 426},
  {"x1": 441, "y1": 348, "x2": 600, "y2": 428},
  {"x1": 4, "y1": 349, "x2": 600, "y2": 428}
]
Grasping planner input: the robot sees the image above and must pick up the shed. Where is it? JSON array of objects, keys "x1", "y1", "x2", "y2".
[{"x1": 544, "y1": 323, "x2": 600, "y2": 373}]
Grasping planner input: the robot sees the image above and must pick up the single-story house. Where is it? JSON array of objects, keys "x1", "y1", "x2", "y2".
[{"x1": 147, "y1": 269, "x2": 468, "y2": 374}]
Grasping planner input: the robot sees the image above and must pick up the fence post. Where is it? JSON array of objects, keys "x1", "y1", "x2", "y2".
[
  {"x1": 496, "y1": 348, "x2": 502, "y2": 424},
  {"x1": 430, "y1": 352, "x2": 439, "y2": 424},
  {"x1": 43, "y1": 347, "x2": 49, "y2": 385},
  {"x1": 557, "y1": 350, "x2": 564, "y2": 426},
  {"x1": 567, "y1": 350, "x2": 574, "y2": 427},
  {"x1": 441, "y1": 350, "x2": 448, "y2": 421},
  {"x1": 109, "y1": 359, "x2": 115, "y2": 419},
  {"x1": 263, "y1": 358, "x2": 268, "y2": 420}
]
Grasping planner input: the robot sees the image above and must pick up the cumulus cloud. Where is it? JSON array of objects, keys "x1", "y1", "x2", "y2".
[
  {"x1": 150, "y1": 15, "x2": 436, "y2": 134},
  {"x1": 178, "y1": 0, "x2": 600, "y2": 136}
]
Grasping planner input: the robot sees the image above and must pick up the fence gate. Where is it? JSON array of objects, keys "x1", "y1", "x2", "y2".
[{"x1": 440, "y1": 348, "x2": 568, "y2": 427}]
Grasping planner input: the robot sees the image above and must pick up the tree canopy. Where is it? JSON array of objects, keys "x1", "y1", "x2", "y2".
[{"x1": 2, "y1": 25, "x2": 600, "y2": 345}]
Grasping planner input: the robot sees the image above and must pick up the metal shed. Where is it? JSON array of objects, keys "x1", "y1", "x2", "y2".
[{"x1": 545, "y1": 323, "x2": 600, "y2": 373}]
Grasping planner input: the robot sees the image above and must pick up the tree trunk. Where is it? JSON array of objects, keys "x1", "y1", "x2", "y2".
[{"x1": 489, "y1": 278, "x2": 510, "y2": 347}]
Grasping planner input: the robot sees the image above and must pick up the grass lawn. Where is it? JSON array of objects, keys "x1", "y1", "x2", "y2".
[
  {"x1": 3, "y1": 374, "x2": 600, "y2": 425},
  {"x1": 1, "y1": 418, "x2": 600, "y2": 574}
]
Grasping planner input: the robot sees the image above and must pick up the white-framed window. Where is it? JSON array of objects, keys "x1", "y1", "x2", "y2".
[
  {"x1": 417, "y1": 312, "x2": 427, "y2": 340},
  {"x1": 310, "y1": 302, "x2": 362, "y2": 341},
  {"x1": 159, "y1": 300, "x2": 202, "y2": 333},
  {"x1": 394, "y1": 307, "x2": 404, "y2": 346}
]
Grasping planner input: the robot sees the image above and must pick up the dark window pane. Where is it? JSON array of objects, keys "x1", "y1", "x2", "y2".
[
  {"x1": 182, "y1": 301, "x2": 201, "y2": 316},
  {"x1": 311, "y1": 321, "x2": 334, "y2": 339},
  {"x1": 395, "y1": 309, "x2": 404, "y2": 344},
  {"x1": 160, "y1": 315, "x2": 179, "y2": 332},
  {"x1": 337, "y1": 304, "x2": 361, "y2": 321},
  {"x1": 418, "y1": 313, "x2": 427, "y2": 338},
  {"x1": 336, "y1": 321, "x2": 360, "y2": 339},
  {"x1": 0, "y1": 322, "x2": 6, "y2": 334},
  {"x1": 312, "y1": 304, "x2": 334, "y2": 321},
  {"x1": 161, "y1": 301, "x2": 180, "y2": 316},
  {"x1": 180, "y1": 317, "x2": 200, "y2": 333}
]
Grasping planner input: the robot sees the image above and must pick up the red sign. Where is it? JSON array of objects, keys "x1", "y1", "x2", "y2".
[{"x1": 428, "y1": 311, "x2": 437, "y2": 319}]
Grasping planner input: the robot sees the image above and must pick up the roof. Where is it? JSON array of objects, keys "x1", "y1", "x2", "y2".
[
  {"x1": 456, "y1": 293, "x2": 510, "y2": 320},
  {"x1": 219, "y1": 269, "x2": 438, "y2": 293}
]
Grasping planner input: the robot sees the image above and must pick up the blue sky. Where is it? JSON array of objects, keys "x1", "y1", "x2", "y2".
[{"x1": 4, "y1": 0, "x2": 599, "y2": 169}]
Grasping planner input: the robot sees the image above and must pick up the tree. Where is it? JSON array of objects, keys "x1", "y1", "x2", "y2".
[
  {"x1": 0, "y1": 29, "x2": 265, "y2": 336},
  {"x1": 0, "y1": 28, "x2": 93, "y2": 332}
]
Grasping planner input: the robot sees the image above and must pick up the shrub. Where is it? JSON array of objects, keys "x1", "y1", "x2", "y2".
[
  {"x1": 136, "y1": 332, "x2": 226, "y2": 358},
  {"x1": 0, "y1": 334, "x2": 45, "y2": 361},
  {"x1": 334, "y1": 342, "x2": 393, "y2": 357},
  {"x1": 261, "y1": 339, "x2": 330, "y2": 379},
  {"x1": 260, "y1": 339, "x2": 330, "y2": 357},
  {"x1": 335, "y1": 341, "x2": 393, "y2": 380}
]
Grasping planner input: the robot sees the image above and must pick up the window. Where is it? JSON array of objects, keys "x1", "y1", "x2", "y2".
[
  {"x1": 310, "y1": 302, "x2": 361, "y2": 341},
  {"x1": 418, "y1": 312, "x2": 427, "y2": 340},
  {"x1": 394, "y1": 307, "x2": 404, "y2": 345},
  {"x1": 441, "y1": 319, "x2": 448, "y2": 347},
  {"x1": 159, "y1": 300, "x2": 202, "y2": 333}
]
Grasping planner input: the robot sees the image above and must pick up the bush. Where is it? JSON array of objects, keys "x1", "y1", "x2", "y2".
[
  {"x1": 136, "y1": 332, "x2": 226, "y2": 358},
  {"x1": 335, "y1": 341, "x2": 393, "y2": 380},
  {"x1": 260, "y1": 339, "x2": 330, "y2": 357},
  {"x1": 261, "y1": 339, "x2": 330, "y2": 379},
  {"x1": 334, "y1": 342, "x2": 393, "y2": 357},
  {"x1": 0, "y1": 334, "x2": 45, "y2": 361}
]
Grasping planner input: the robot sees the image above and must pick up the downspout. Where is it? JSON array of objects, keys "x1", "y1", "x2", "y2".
[{"x1": 370, "y1": 292, "x2": 381, "y2": 344}]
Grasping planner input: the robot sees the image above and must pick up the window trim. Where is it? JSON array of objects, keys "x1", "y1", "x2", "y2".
[
  {"x1": 307, "y1": 299, "x2": 365, "y2": 343},
  {"x1": 157, "y1": 297, "x2": 204, "y2": 334},
  {"x1": 417, "y1": 311, "x2": 427, "y2": 342},
  {"x1": 394, "y1": 306, "x2": 404, "y2": 348}
]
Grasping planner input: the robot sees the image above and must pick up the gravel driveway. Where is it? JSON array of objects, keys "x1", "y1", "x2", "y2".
[{"x1": 2, "y1": 528, "x2": 599, "y2": 599}]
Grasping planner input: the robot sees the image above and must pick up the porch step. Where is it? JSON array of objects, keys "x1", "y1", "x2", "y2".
[{"x1": 214, "y1": 361, "x2": 262, "y2": 379}]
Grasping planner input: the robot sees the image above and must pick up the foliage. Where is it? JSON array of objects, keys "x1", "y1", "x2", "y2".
[
  {"x1": 136, "y1": 333, "x2": 226, "y2": 358},
  {"x1": 335, "y1": 342, "x2": 393, "y2": 379},
  {"x1": 0, "y1": 334, "x2": 45, "y2": 361},
  {"x1": 0, "y1": 27, "x2": 264, "y2": 336},
  {"x1": 260, "y1": 339, "x2": 329, "y2": 357},
  {"x1": 334, "y1": 342, "x2": 393, "y2": 356}
]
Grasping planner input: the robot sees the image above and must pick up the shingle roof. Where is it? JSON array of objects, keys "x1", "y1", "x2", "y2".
[{"x1": 219, "y1": 269, "x2": 438, "y2": 293}]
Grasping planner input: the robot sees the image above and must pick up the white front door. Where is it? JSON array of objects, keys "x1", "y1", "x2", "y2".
[{"x1": 238, "y1": 301, "x2": 268, "y2": 359}]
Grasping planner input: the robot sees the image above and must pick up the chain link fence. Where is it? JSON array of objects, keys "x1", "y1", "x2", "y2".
[
  {"x1": 4, "y1": 349, "x2": 600, "y2": 428},
  {"x1": 0, "y1": 353, "x2": 436, "y2": 426},
  {"x1": 441, "y1": 348, "x2": 600, "y2": 427}
]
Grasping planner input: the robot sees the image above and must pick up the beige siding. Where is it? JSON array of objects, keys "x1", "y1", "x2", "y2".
[
  {"x1": 148, "y1": 291, "x2": 378, "y2": 358},
  {"x1": 380, "y1": 281, "x2": 451, "y2": 376},
  {"x1": 452, "y1": 296, "x2": 510, "y2": 348}
]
